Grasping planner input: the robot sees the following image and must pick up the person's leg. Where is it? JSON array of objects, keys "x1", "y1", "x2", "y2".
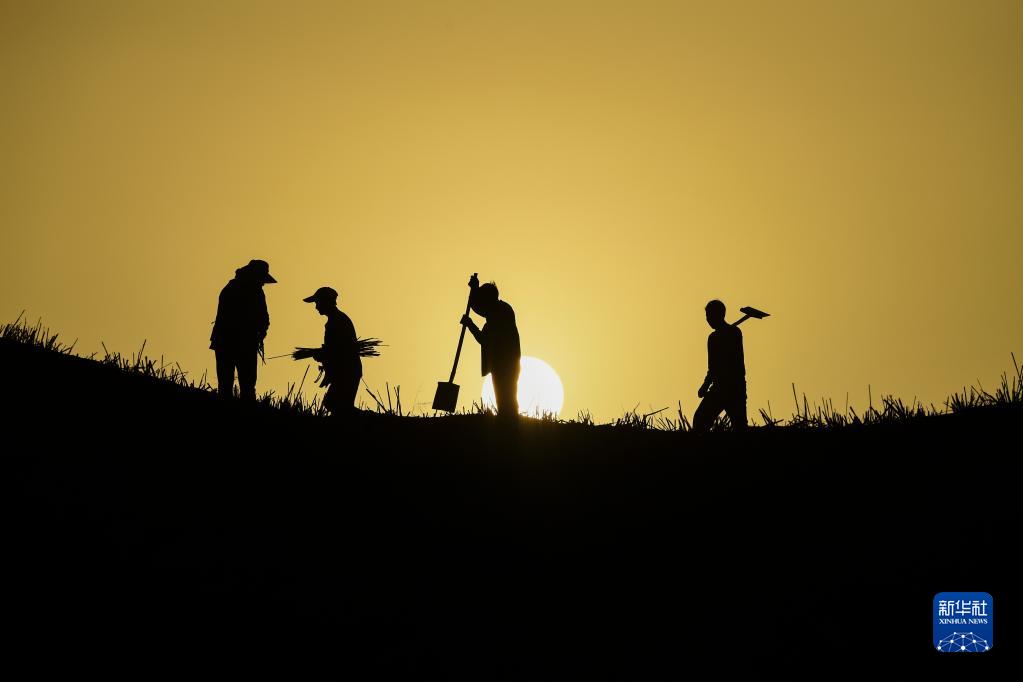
[
  {"x1": 324, "y1": 375, "x2": 360, "y2": 417},
  {"x1": 724, "y1": 394, "x2": 748, "y2": 430},
  {"x1": 692, "y1": 391, "x2": 724, "y2": 432},
  {"x1": 493, "y1": 366, "x2": 519, "y2": 417},
  {"x1": 322, "y1": 383, "x2": 338, "y2": 415},
  {"x1": 345, "y1": 375, "x2": 361, "y2": 411},
  {"x1": 236, "y1": 349, "x2": 258, "y2": 401},
  {"x1": 215, "y1": 349, "x2": 236, "y2": 398}
]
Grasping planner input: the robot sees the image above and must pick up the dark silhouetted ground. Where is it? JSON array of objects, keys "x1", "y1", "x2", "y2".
[{"x1": 2, "y1": 337, "x2": 1017, "y2": 678}]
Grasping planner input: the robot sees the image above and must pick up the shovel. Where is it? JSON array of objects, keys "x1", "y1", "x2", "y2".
[
  {"x1": 733, "y1": 306, "x2": 770, "y2": 326},
  {"x1": 432, "y1": 273, "x2": 478, "y2": 412}
]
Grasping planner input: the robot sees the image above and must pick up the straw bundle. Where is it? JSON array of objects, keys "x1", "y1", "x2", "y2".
[
  {"x1": 291, "y1": 347, "x2": 318, "y2": 360},
  {"x1": 291, "y1": 337, "x2": 384, "y2": 361},
  {"x1": 354, "y1": 337, "x2": 384, "y2": 357}
]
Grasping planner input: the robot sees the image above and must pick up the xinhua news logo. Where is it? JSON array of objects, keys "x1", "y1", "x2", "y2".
[{"x1": 934, "y1": 592, "x2": 993, "y2": 653}]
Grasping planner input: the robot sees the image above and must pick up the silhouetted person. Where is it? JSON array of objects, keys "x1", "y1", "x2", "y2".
[
  {"x1": 303, "y1": 287, "x2": 363, "y2": 415},
  {"x1": 461, "y1": 274, "x2": 521, "y2": 417},
  {"x1": 693, "y1": 299, "x2": 747, "y2": 431},
  {"x1": 210, "y1": 259, "x2": 275, "y2": 400}
]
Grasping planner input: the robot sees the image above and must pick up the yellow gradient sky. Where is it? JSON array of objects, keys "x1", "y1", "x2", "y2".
[{"x1": 2, "y1": 1, "x2": 1021, "y2": 421}]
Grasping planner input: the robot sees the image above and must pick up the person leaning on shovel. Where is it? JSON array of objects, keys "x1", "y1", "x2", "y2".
[
  {"x1": 460, "y1": 274, "x2": 521, "y2": 417},
  {"x1": 295, "y1": 287, "x2": 364, "y2": 416},
  {"x1": 210, "y1": 259, "x2": 276, "y2": 400}
]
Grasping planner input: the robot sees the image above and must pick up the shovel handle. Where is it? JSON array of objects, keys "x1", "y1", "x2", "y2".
[
  {"x1": 732, "y1": 314, "x2": 751, "y2": 327},
  {"x1": 449, "y1": 273, "x2": 478, "y2": 383}
]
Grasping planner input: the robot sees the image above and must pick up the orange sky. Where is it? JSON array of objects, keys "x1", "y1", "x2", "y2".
[{"x1": 2, "y1": 1, "x2": 1021, "y2": 421}]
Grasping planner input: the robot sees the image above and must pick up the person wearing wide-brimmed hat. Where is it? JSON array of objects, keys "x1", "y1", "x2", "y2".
[
  {"x1": 298, "y1": 286, "x2": 363, "y2": 415},
  {"x1": 210, "y1": 259, "x2": 276, "y2": 400}
]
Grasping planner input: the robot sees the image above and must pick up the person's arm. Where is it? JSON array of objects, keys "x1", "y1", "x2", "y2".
[
  {"x1": 460, "y1": 314, "x2": 483, "y2": 344},
  {"x1": 461, "y1": 273, "x2": 482, "y2": 343},
  {"x1": 258, "y1": 289, "x2": 270, "y2": 340},
  {"x1": 311, "y1": 334, "x2": 327, "y2": 364},
  {"x1": 210, "y1": 286, "x2": 226, "y2": 346},
  {"x1": 698, "y1": 335, "x2": 715, "y2": 397}
]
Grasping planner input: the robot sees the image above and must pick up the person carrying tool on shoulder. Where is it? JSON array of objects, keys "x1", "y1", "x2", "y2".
[
  {"x1": 300, "y1": 286, "x2": 363, "y2": 415},
  {"x1": 693, "y1": 299, "x2": 747, "y2": 431},
  {"x1": 460, "y1": 274, "x2": 521, "y2": 417}
]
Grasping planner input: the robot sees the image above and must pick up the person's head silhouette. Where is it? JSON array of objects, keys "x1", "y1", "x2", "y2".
[
  {"x1": 303, "y1": 287, "x2": 339, "y2": 316},
  {"x1": 705, "y1": 299, "x2": 727, "y2": 330},
  {"x1": 236, "y1": 259, "x2": 277, "y2": 285},
  {"x1": 470, "y1": 282, "x2": 499, "y2": 318}
]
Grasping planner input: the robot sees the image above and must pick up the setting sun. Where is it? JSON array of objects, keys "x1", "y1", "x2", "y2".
[{"x1": 482, "y1": 356, "x2": 565, "y2": 417}]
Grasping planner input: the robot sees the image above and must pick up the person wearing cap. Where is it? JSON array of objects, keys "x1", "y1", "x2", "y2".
[
  {"x1": 210, "y1": 259, "x2": 276, "y2": 400},
  {"x1": 460, "y1": 274, "x2": 521, "y2": 417},
  {"x1": 302, "y1": 286, "x2": 363, "y2": 415}
]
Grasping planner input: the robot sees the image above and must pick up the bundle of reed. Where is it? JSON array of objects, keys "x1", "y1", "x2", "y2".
[
  {"x1": 354, "y1": 337, "x2": 384, "y2": 357},
  {"x1": 290, "y1": 337, "x2": 384, "y2": 361},
  {"x1": 291, "y1": 347, "x2": 318, "y2": 360}
]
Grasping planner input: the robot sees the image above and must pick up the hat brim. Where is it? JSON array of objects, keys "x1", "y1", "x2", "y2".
[
  {"x1": 238, "y1": 264, "x2": 276, "y2": 283},
  {"x1": 302, "y1": 294, "x2": 317, "y2": 303}
]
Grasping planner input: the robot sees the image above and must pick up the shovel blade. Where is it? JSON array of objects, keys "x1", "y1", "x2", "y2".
[
  {"x1": 432, "y1": 381, "x2": 460, "y2": 412},
  {"x1": 739, "y1": 306, "x2": 770, "y2": 319}
]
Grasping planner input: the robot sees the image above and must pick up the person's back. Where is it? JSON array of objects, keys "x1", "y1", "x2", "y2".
[
  {"x1": 323, "y1": 308, "x2": 363, "y2": 379},
  {"x1": 480, "y1": 299, "x2": 521, "y2": 377},
  {"x1": 707, "y1": 324, "x2": 745, "y2": 387},
  {"x1": 210, "y1": 278, "x2": 269, "y2": 351}
]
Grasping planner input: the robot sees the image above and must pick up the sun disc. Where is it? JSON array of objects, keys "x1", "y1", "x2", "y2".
[{"x1": 481, "y1": 356, "x2": 564, "y2": 417}]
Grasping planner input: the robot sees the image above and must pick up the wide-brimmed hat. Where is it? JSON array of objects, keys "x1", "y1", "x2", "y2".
[
  {"x1": 237, "y1": 259, "x2": 277, "y2": 284},
  {"x1": 303, "y1": 286, "x2": 339, "y2": 304}
]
